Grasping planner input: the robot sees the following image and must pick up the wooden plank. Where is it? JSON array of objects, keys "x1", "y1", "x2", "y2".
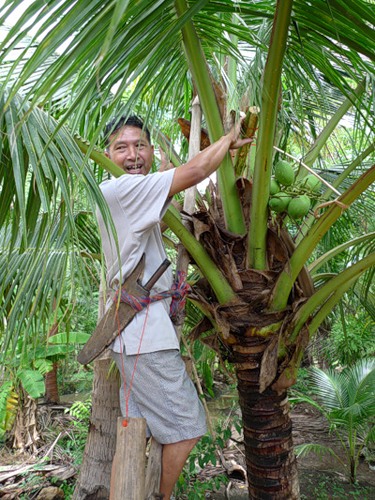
[
  {"x1": 109, "y1": 417, "x2": 146, "y2": 500},
  {"x1": 145, "y1": 438, "x2": 162, "y2": 499}
]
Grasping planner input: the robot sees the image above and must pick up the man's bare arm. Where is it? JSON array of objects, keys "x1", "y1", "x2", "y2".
[{"x1": 168, "y1": 120, "x2": 252, "y2": 197}]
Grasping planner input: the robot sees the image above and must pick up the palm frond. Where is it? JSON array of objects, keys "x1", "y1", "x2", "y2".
[
  {"x1": 1, "y1": 0, "x2": 374, "y2": 139},
  {"x1": 0, "y1": 90, "x2": 111, "y2": 359},
  {"x1": 346, "y1": 358, "x2": 375, "y2": 409},
  {"x1": 299, "y1": 361, "x2": 375, "y2": 425},
  {"x1": 295, "y1": 443, "x2": 342, "y2": 463},
  {"x1": 309, "y1": 367, "x2": 346, "y2": 409},
  {"x1": 289, "y1": 391, "x2": 327, "y2": 417}
]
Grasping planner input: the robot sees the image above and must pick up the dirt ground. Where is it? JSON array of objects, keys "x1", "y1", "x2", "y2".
[{"x1": 1, "y1": 402, "x2": 374, "y2": 499}]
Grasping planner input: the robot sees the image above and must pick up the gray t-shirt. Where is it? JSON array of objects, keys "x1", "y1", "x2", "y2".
[{"x1": 97, "y1": 169, "x2": 179, "y2": 355}]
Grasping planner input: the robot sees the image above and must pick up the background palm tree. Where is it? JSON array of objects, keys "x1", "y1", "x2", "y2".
[
  {"x1": 1, "y1": 1, "x2": 374, "y2": 498},
  {"x1": 291, "y1": 358, "x2": 375, "y2": 484}
]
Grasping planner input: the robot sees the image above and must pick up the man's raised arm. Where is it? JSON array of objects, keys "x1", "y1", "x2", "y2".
[{"x1": 168, "y1": 119, "x2": 252, "y2": 196}]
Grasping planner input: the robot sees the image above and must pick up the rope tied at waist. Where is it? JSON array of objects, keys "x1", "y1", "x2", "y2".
[{"x1": 113, "y1": 271, "x2": 190, "y2": 322}]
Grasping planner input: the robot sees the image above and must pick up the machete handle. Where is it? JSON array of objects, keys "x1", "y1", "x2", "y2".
[{"x1": 142, "y1": 259, "x2": 171, "y2": 291}]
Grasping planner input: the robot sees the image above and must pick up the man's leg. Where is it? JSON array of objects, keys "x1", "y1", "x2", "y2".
[{"x1": 160, "y1": 436, "x2": 202, "y2": 500}]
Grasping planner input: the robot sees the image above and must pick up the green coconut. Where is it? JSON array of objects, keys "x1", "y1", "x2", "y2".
[
  {"x1": 287, "y1": 195, "x2": 311, "y2": 219},
  {"x1": 270, "y1": 178, "x2": 281, "y2": 195},
  {"x1": 274, "y1": 160, "x2": 295, "y2": 187},
  {"x1": 269, "y1": 192, "x2": 292, "y2": 213}
]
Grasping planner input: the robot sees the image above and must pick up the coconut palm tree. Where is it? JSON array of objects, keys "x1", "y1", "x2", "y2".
[
  {"x1": 291, "y1": 358, "x2": 375, "y2": 484},
  {"x1": 1, "y1": 1, "x2": 374, "y2": 498}
]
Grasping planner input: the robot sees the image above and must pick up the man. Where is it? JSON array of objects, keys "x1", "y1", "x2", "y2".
[{"x1": 97, "y1": 115, "x2": 250, "y2": 499}]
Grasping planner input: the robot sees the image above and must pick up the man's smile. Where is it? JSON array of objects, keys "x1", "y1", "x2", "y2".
[{"x1": 125, "y1": 164, "x2": 144, "y2": 174}]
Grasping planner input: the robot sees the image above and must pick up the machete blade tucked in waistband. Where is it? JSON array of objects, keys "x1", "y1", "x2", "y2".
[{"x1": 77, "y1": 254, "x2": 170, "y2": 365}]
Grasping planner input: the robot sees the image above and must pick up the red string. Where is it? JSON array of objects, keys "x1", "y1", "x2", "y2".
[{"x1": 116, "y1": 303, "x2": 150, "y2": 427}]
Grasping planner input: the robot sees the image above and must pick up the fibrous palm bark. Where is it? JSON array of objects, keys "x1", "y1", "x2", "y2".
[{"x1": 73, "y1": 355, "x2": 120, "y2": 500}]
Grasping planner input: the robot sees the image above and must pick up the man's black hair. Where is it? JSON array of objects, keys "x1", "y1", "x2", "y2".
[{"x1": 104, "y1": 115, "x2": 151, "y2": 147}]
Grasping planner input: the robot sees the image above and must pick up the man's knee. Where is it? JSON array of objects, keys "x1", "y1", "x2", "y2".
[
  {"x1": 189, "y1": 435, "x2": 203, "y2": 446},
  {"x1": 179, "y1": 435, "x2": 203, "y2": 452},
  {"x1": 162, "y1": 435, "x2": 203, "y2": 456}
]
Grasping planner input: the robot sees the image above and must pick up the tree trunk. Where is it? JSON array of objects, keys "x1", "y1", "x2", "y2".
[
  {"x1": 73, "y1": 353, "x2": 120, "y2": 500},
  {"x1": 44, "y1": 361, "x2": 59, "y2": 403},
  {"x1": 234, "y1": 338, "x2": 300, "y2": 500}
]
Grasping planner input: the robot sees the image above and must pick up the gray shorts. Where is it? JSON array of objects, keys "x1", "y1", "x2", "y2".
[{"x1": 112, "y1": 349, "x2": 207, "y2": 444}]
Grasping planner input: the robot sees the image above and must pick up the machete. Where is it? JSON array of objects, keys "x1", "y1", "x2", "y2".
[{"x1": 77, "y1": 255, "x2": 171, "y2": 365}]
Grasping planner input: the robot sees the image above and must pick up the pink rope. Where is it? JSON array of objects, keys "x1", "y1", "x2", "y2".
[{"x1": 113, "y1": 271, "x2": 190, "y2": 321}]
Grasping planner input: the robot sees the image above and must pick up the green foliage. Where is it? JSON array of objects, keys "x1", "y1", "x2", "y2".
[
  {"x1": 176, "y1": 473, "x2": 228, "y2": 500},
  {"x1": 0, "y1": 366, "x2": 44, "y2": 440},
  {"x1": 289, "y1": 367, "x2": 313, "y2": 396},
  {"x1": 68, "y1": 398, "x2": 92, "y2": 422},
  {"x1": 1, "y1": 333, "x2": 74, "y2": 405},
  {"x1": 0, "y1": 281, "x2": 97, "y2": 419},
  {"x1": 58, "y1": 369, "x2": 93, "y2": 395},
  {"x1": 291, "y1": 358, "x2": 375, "y2": 483},
  {"x1": 0, "y1": 381, "x2": 17, "y2": 440},
  {"x1": 323, "y1": 312, "x2": 375, "y2": 366},
  {"x1": 175, "y1": 414, "x2": 243, "y2": 498},
  {"x1": 300, "y1": 473, "x2": 374, "y2": 500},
  {"x1": 62, "y1": 397, "x2": 92, "y2": 464},
  {"x1": 17, "y1": 369, "x2": 45, "y2": 399},
  {"x1": 33, "y1": 358, "x2": 54, "y2": 375},
  {"x1": 18, "y1": 471, "x2": 49, "y2": 500},
  {"x1": 48, "y1": 332, "x2": 91, "y2": 345},
  {"x1": 50, "y1": 476, "x2": 75, "y2": 498}
]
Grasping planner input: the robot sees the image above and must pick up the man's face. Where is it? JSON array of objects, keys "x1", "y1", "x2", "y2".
[{"x1": 106, "y1": 125, "x2": 154, "y2": 176}]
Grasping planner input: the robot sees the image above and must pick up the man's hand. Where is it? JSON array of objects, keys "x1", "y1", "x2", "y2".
[
  {"x1": 227, "y1": 115, "x2": 254, "y2": 150},
  {"x1": 159, "y1": 148, "x2": 174, "y2": 172},
  {"x1": 169, "y1": 113, "x2": 254, "y2": 196}
]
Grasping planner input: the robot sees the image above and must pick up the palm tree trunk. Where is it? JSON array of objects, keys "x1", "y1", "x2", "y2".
[
  {"x1": 233, "y1": 338, "x2": 300, "y2": 499},
  {"x1": 44, "y1": 362, "x2": 59, "y2": 403},
  {"x1": 73, "y1": 354, "x2": 120, "y2": 500}
]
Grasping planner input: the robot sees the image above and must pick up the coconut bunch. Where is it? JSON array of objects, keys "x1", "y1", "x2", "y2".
[{"x1": 268, "y1": 160, "x2": 322, "y2": 219}]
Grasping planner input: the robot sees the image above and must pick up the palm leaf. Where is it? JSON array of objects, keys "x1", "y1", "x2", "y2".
[
  {"x1": 345, "y1": 359, "x2": 375, "y2": 415},
  {"x1": 295, "y1": 443, "x2": 342, "y2": 464},
  {"x1": 309, "y1": 367, "x2": 346, "y2": 410},
  {"x1": 1, "y1": 0, "x2": 374, "y2": 138},
  {"x1": 0, "y1": 90, "x2": 108, "y2": 358}
]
